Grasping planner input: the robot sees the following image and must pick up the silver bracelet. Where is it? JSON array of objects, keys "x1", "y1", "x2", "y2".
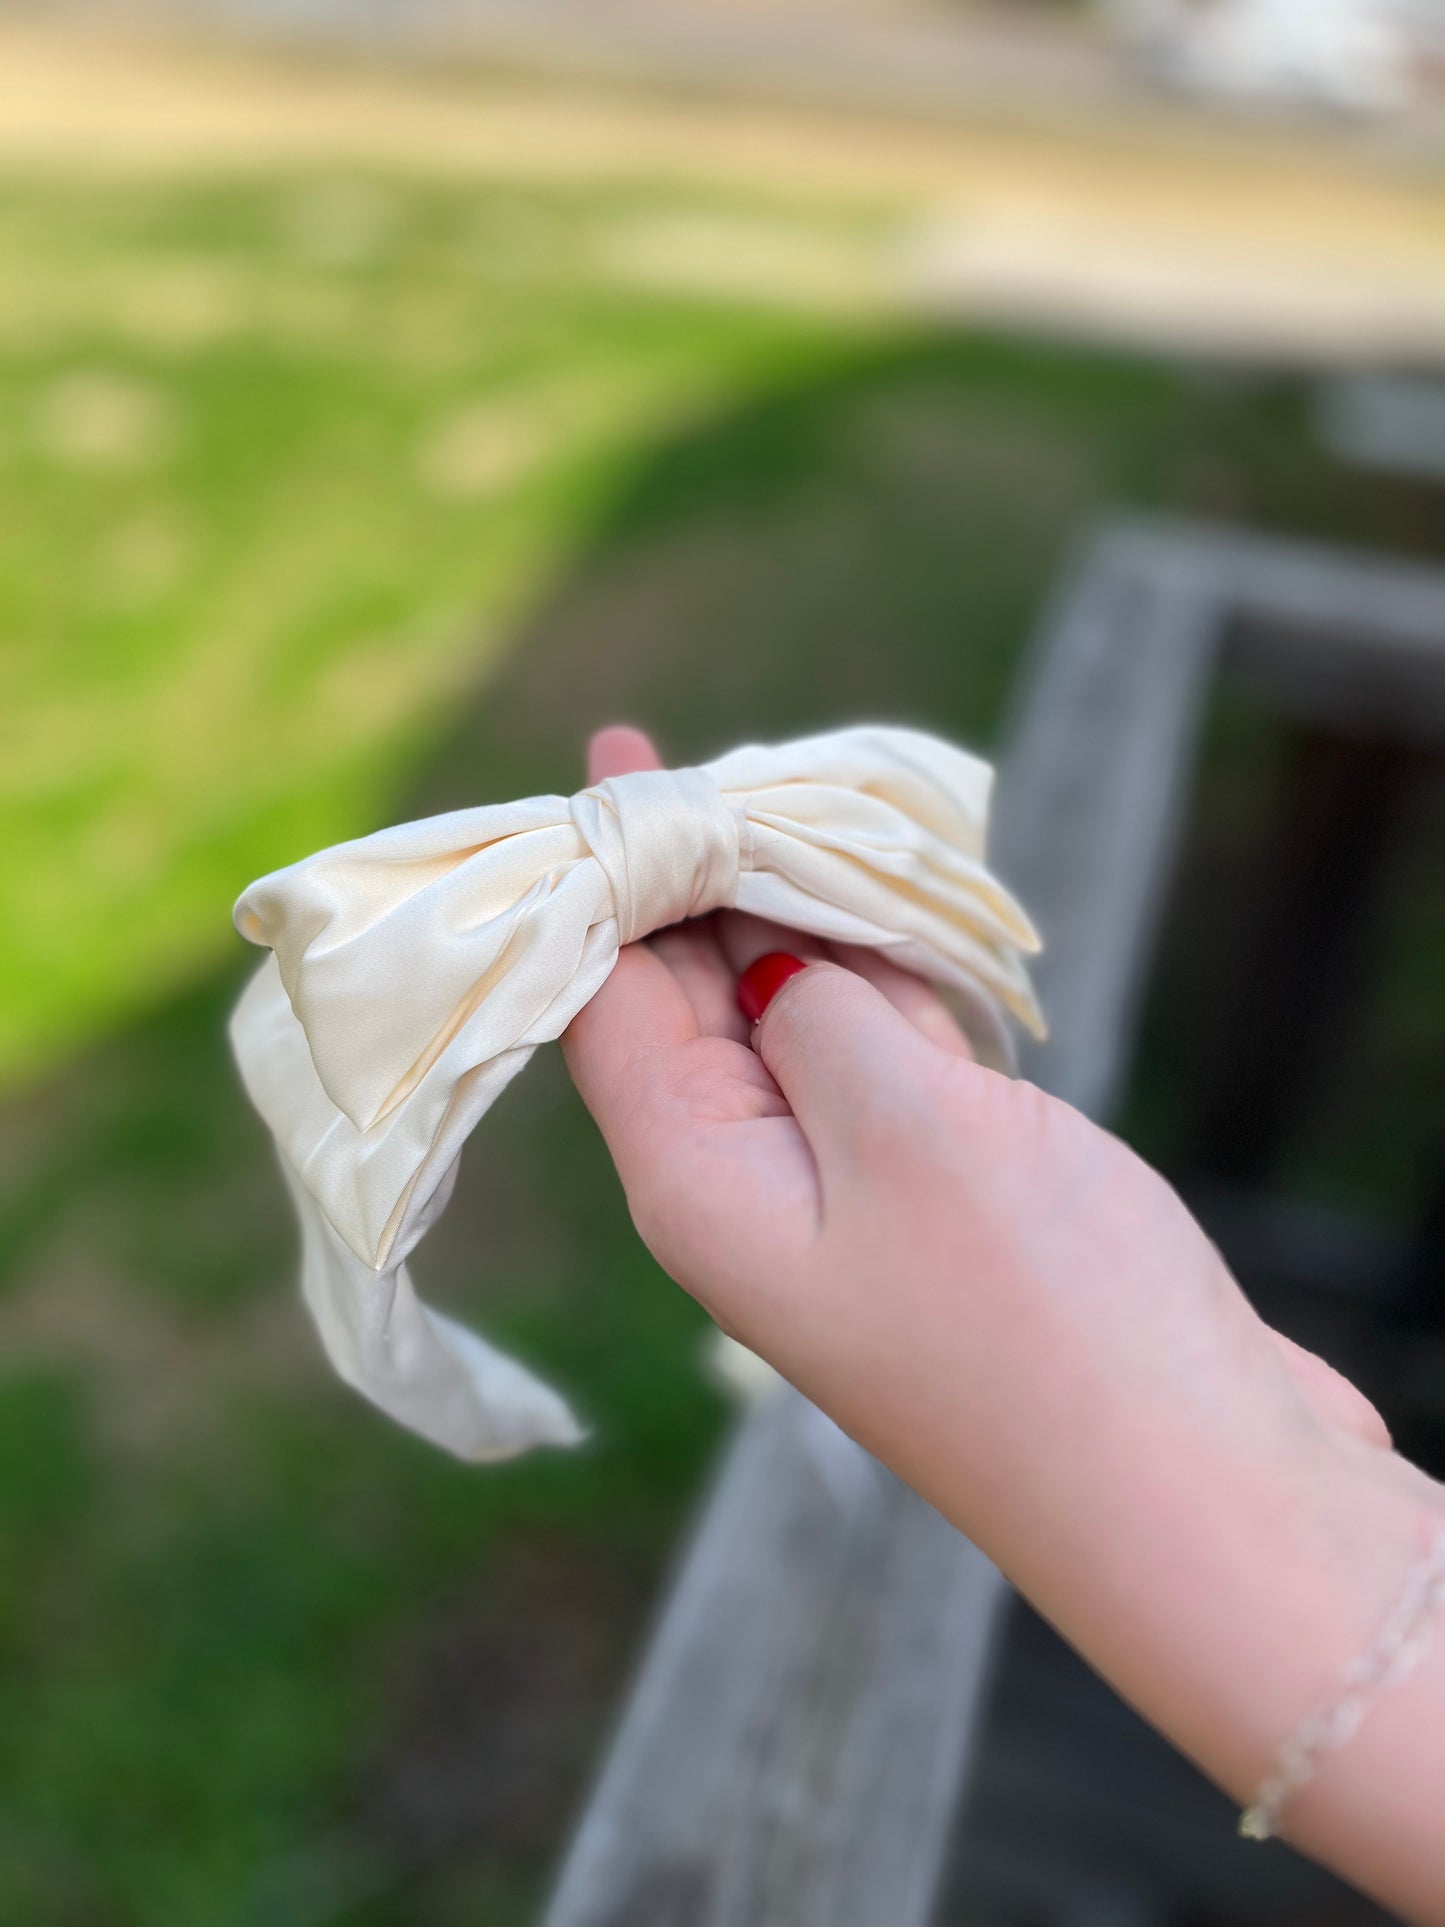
[{"x1": 1240, "y1": 1517, "x2": 1445, "y2": 1841}]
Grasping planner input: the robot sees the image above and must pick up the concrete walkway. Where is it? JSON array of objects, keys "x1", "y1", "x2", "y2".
[{"x1": 6, "y1": 16, "x2": 1445, "y2": 363}]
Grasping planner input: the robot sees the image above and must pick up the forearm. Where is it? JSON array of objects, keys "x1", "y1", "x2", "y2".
[
  {"x1": 1001, "y1": 1428, "x2": 1445, "y2": 1922},
  {"x1": 799, "y1": 1308, "x2": 1445, "y2": 1923}
]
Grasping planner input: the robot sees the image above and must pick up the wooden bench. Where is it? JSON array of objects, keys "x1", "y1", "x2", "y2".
[{"x1": 545, "y1": 517, "x2": 1445, "y2": 1927}]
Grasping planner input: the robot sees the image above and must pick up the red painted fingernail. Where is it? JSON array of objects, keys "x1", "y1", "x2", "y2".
[{"x1": 737, "y1": 952, "x2": 808, "y2": 1024}]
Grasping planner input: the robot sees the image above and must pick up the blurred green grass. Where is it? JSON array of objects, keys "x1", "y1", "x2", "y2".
[
  {"x1": 4, "y1": 163, "x2": 1444, "y2": 1927},
  {"x1": 0, "y1": 172, "x2": 875, "y2": 1091}
]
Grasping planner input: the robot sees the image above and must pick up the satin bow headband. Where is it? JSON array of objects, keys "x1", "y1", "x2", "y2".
[{"x1": 230, "y1": 725, "x2": 1043, "y2": 1461}]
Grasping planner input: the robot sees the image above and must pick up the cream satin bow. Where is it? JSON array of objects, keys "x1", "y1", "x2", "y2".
[{"x1": 230, "y1": 725, "x2": 1042, "y2": 1461}]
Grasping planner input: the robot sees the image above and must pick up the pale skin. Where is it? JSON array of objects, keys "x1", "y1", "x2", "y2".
[{"x1": 562, "y1": 725, "x2": 1445, "y2": 1925}]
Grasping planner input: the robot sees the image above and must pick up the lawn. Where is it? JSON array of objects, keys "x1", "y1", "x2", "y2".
[
  {"x1": 3, "y1": 156, "x2": 1443, "y2": 1927},
  {"x1": 0, "y1": 169, "x2": 893, "y2": 1091}
]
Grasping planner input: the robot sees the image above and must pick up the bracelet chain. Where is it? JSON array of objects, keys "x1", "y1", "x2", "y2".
[{"x1": 1240, "y1": 1519, "x2": 1445, "y2": 1841}]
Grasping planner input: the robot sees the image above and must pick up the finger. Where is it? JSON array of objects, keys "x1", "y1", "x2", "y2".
[
  {"x1": 752, "y1": 959, "x2": 945, "y2": 1175},
  {"x1": 652, "y1": 917, "x2": 750, "y2": 1042},
  {"x1": 562, "y1": 944, "x2": 699, "y2": 1181},
  {"x1": 714, "y1": 915, "x2": 970, "y2": 1058},
  {"x1": 563, "y1": 965, "x2": 821, "y2": 1312},
  {"x1": 829, "y1": 944, "x2": 973, "y2": 1059},
  {"x1": 588, "y1": 723, "x2": 663, "y2": 784},
  {"x1": 716, "y1": 911, "x2": 830, "y2": 975},
  {"x1": 573, "y1": 727, "x2": 700, "y2": 1164}
]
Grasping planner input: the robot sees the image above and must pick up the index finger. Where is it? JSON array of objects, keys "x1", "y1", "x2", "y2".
[
  {"x1": 563, "y1": 726, "x2": 701, "y2": 1173},
  {"x1": 588, "y1": 724, "x2": 664, "y2": 785}
]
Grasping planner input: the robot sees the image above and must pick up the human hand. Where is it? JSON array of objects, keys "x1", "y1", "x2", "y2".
[
  {"x1": 563, "y1": 724, "x2": 1383, "y2": 1465},
  {"x1": 563, "y1": 725, "x2": 1445, "y2": 1921}
]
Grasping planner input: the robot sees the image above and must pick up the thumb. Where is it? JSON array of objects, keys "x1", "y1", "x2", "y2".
[{"x1": 753, "y1": 960, "x2": 945, "y2": 1172}]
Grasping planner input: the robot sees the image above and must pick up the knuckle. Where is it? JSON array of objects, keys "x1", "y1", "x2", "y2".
[
  {"x1": 851, "y1": 1058, "x2": 955, "y2": 1172},
  {"x1": 942, "y1": 1057, "x2": 1044, "y2": 1143}
]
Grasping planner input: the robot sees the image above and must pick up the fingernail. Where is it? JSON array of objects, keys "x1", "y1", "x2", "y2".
[{"x1": 737, "y1": 952, "x2": 808, "y2": 1024}]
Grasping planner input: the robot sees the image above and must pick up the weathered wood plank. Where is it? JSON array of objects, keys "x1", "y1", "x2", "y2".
[
  {"x1": 544, "y1": 521, "x2": 1222, "y2": 1927},
  {"x1": 1000, "y1": 523, "x2": 1219, "y2": 1116},
  {"x1": 546, "y1": 1396, "x2": 1006, "y2": 1927},
  {"x1": 1179, "y1": 523, "x2": 1445, "y2": 656},
  {"x1": 1129, "y1": 518, "x2": 1445, "y2": 743}
]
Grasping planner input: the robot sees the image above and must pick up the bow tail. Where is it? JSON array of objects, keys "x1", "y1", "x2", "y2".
[
  {"x1": 231, "y1": 948, "x2": 600, "y2": 1462},
  {"x1": 281, "y1": 1161, "x2": 584, "y2": 1460}
]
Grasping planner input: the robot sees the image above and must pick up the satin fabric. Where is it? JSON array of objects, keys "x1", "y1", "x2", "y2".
[{"x1": 231, "y1": 725, "x2": 1042, "y2": 1460}]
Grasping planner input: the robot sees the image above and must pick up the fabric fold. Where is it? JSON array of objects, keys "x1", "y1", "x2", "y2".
[{"x1": 231, "y1": 723, "x2": 1042, "y2": 1461}]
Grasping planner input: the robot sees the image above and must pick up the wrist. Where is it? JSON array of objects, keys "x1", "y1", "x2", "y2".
[
  {"x1": 982, "y1": 1403, "x2": 1425, "y2": 1810},
  {"x1": 1266, "y1": 1446, "x2": 1445, "y2": 1918},
  {"x1": 1043, "y1": 1421, "x2": 1445, "y2": 1919}
]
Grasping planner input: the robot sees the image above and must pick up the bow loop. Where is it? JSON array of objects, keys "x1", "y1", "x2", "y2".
[{"x1": 571, "y1": 767, "x2": 741, "y2": 945}]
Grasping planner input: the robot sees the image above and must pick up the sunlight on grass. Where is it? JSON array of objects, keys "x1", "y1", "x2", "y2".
[{"x1": 0, "y1": 173, "x2": 867, "y2": 1092}]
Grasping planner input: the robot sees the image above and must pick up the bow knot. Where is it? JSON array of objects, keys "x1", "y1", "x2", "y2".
[{"x1": 571, "y1": 767, "x2": 741, "y2": 946}]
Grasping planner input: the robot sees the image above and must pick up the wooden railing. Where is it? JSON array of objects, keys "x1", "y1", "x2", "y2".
[{"x1": 545, "y1": 519, "x2": 1445, "y2": 1927}]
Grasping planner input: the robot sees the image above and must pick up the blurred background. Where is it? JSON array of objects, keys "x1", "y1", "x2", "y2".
[{"x1": 1, "y1": 2, "x2": 1443, "y2": 1923}]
